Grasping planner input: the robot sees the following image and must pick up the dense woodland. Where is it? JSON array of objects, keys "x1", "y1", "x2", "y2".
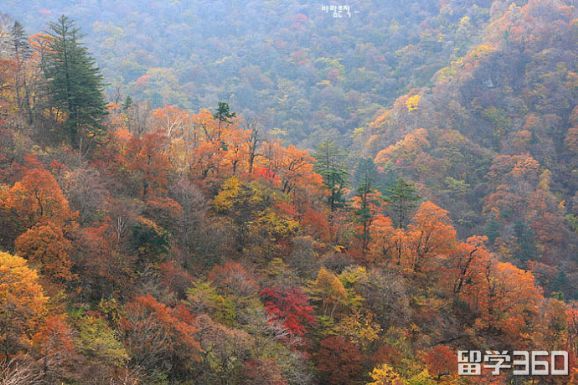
[{"x1": 0, "y1": 0, "x2": 576, "y2": 384}]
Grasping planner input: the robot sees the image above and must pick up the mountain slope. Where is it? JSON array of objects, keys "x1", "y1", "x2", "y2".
[
  {"x1": 3, "y1": 0, "x2": 502, "y2": 145},
  {"x1": 359, "y1": 0, "x2": 577, "y2": 296}
]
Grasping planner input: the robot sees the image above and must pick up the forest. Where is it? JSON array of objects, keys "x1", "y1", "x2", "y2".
[{"x1": 0, "y1": 0, "x2": 576, "y2": 384}]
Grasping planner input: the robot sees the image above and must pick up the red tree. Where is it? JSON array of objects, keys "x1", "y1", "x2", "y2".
[
  {"x1": 315, "y1": 336, "x2": 364, "y2": 385},
  {"x1": 422, "y1": 345, "x2": 456, "y2": 378},
  {"x1": 260, "y1": 287, "x2": 315, "y2": 336}
]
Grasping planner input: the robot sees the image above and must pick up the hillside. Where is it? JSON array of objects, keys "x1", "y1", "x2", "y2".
[
  {"x1": 3, "y1": 0, "x2": 502, "y2": 146},
  {"x1": 0, "y1": 1, "x2": 576, "y2": 385},
  {"x1": 357, "y1": 0, "x2": 577, "y2": 297}
]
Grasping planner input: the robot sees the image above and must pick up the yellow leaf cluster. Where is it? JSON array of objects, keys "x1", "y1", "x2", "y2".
[{"x1": 405, "y1": 95, "x2": 421, "y2": 112}]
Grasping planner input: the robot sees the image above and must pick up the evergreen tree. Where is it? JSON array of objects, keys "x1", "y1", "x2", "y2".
[
  {"x1": 384, "y1": 178, "x2": 420, "y2": 229},
  {"x1": 122, "y1": 95, "x2": 133, "y2": 111},
  {"x1": 214, "y1": 101, "x2": 236, "y2": 125},
  {"x1": 353, "y1": 158, "x2": 379, "y2": 254},
  {"x1": 484, "y1": 215, "x2": 501, "y2": 245},
  {"x1": 42, "y1": 15, "x2": 106, "y2": 148},
  {"x1": 552, "y1": 270, "x2": 569, "y2": 299},
  {"x1": 313, "y1": 140, "x2": 348, "y2": 211},
  {"x1": 513, "y1": 220, "x2": 538, "y2": 263},
  {"x1": 11, "y1": 21, "x2": 31, "y2": 59},
  {"x1": 352, "y1": 158, "x2": 378, "y2": 192}
]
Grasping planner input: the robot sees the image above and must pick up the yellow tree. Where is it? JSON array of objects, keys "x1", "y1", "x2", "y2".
[
  {"x1": 0, "y1": 251, "x2": 48, "y2": 355},
  {"x1": 308, "y1": 267, "x2": 348, "y2": 318},
  {"x1": 405, "y1": 95, "x2": 421, "y2": 112},
  {"x1": 367, "y1": 363, "x2": 406, "y2": 385}
]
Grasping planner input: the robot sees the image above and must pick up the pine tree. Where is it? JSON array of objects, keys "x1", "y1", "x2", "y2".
[
  {"x1": 212, "y1": 101, "x2": 236, "y2": 142},
  {"x1": 552, "y1": 270, "x2": 569, "y2": 299},
  {"x1": 313, "y1": 140, "x2": 348, "y2": 211},
  {"x1": 122, "y1": 95, "x2": 133, "y2": 111},
  {"x1": 11, "y1": 21, "x2": 30, "y2": 59},
  {"x1": 42, "y1": 15, "x2": 106, "y2": 148},
  {"x1": 484, "y1": 215, "x2": 500, "y2": 245},
  {"x1": 384, "y1": 178, "x2": 420, "y2": 229},
  {"x1": 354, "y1": 158, "x2": 379, "y2": 254},
  {"x1": 213, "y1": 101, "x2": 236, "y2": 131},
  {"x1": 352, "y1": 157, "x2": 378, "y2": 193},
  {"x1": 513, "y1": 220, "x2": 538, "y2": 263}
]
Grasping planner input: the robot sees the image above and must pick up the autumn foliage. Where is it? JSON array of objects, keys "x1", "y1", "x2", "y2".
[
  {"x1": 0, "y1": 3, "x2": 576, "y2": 384},
  {"x1": 260, "y1": 286, "x2": 315, "y2": 336}
]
